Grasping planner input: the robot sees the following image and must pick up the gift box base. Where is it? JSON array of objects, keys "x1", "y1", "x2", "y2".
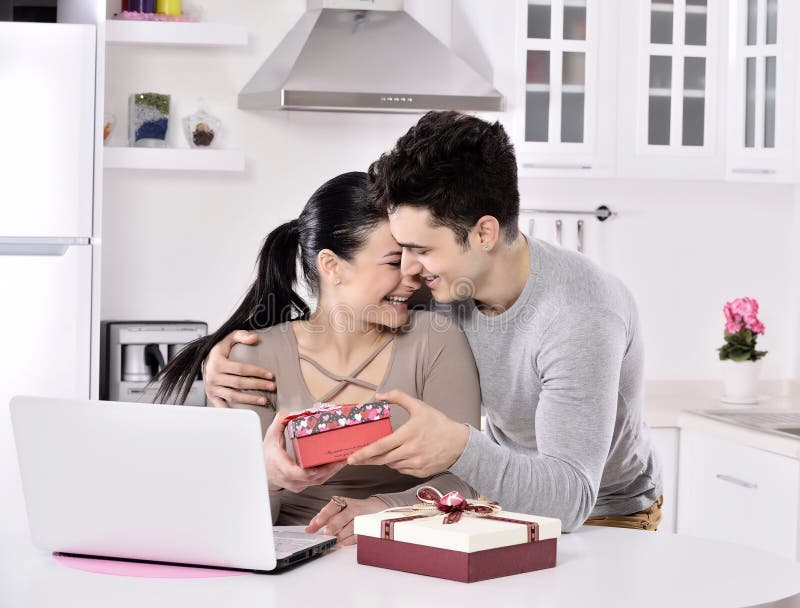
[
  {"x1": 292, "y1": 418, "x2": 392, "y2": 468},
  {"x1": 356, "y1": 535, "x2": 557, "y2": 583}
]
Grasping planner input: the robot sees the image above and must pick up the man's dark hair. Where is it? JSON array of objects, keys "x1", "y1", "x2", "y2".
[{"x1": 368, "y1": 111, "x2": 520, "y2": 246}]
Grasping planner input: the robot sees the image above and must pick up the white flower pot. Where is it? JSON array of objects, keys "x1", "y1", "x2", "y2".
[{"x1": 720, "y1": 359, "x2": 763, "y2": 404}]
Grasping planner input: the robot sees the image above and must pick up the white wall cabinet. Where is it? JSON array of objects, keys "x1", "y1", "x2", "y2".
[
  {"x1": 725, "y1": 0, "x2": 797, "y2": 182},
  {"x1": 513, "y1": 0, "x2": 617, "y2": 178},
  {"x1": 677, "y1": 430, "x2": 800, "y2": 560},
  {"x1": 616, "y1": 0, "x2": 726, "y2": 180},
  {"x1": 507, "y1": 0, "x2": 799, "y2": 182},
  {"x1": 651, "y1": 427, "x2": 679, "y2": 534}
]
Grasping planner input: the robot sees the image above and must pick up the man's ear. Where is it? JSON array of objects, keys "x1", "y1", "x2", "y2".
[
  {"x1": 317, "y1": 249, "x2": 342, "y2": 284},
  {"x1": 472, "y1": 216, "x2": 501, "y2": 252}
]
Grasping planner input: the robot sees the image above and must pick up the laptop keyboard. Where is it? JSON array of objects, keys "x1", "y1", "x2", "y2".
[{"x1": 273, "y1": 530, "x2": 328, "y2": 559}]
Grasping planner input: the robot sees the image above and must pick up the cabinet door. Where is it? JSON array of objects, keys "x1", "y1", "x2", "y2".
[
  {"x1": 677, "y1": 430, "x2": 800, "y2": 560},
  {"x1": 513, "y1": 0, "x2": 616, "y2": 177},
  {"x1": 725, "y1": 0, "x2": 796, "y2": 181},
  {"x1": 0, "y1": 23, "x2": 95, "y2": 238},
  {"x1": 0, "y1": 244, "x2": 92, "y2": 535},
  {"x1": 617, "y1": 0, "x2": 725, "y2": 179},
  {"x1": 651, "y1": 427, "x2": 679, "y2": 533}
]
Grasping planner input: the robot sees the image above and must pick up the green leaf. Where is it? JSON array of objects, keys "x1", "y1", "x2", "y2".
[
  {"x1": 719, "y1": 324, "x2": 766, "y2": 361},
  {"x1": 728, "y1": 348, "x2": 751, "y2": 362}
]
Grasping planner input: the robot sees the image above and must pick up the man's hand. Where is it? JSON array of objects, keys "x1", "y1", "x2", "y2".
[
  {"x1": 204, "y1": 330, "x2": 275, "y2": 408},
  {"x1": 304, "y1": 496, "x2": 387, "y2": 546},
  {"x1": 264, "y1": 412, "x2": 347, "y2": 493},
  {"x1": 346, "y1": 390, "x2": 470, "y2": 477}
]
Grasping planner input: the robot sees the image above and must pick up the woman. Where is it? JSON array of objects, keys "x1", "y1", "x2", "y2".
[{"x1": 155, "y1": 172, "x2": 481, "y2": 545}]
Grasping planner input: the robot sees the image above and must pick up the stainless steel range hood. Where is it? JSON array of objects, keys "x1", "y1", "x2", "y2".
[{"x1": 238, "y1": 1, "x2": 503, "y2": 113}]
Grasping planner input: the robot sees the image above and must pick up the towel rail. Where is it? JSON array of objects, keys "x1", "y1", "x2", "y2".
[{"x1": 520, "y1": 205, "x2": 614, "y2": 222}]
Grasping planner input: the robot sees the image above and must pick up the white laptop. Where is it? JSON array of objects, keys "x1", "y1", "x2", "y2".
[{"x1": 9, "y1": 395, "x2": 336, "y2": 573}]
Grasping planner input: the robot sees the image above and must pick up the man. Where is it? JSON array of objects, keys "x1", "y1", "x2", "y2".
[{"x1": 205, "y1": 111, "x2": 662, "y2": 533}]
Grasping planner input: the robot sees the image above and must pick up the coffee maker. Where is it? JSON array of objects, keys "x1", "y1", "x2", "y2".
[{"x1": 101, "y1": 321, "x2": 207, "y2": 406}]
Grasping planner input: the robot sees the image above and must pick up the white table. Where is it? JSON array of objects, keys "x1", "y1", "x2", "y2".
[{"x1": 2, "y1": 525, "x2": 799, "y2": 608}]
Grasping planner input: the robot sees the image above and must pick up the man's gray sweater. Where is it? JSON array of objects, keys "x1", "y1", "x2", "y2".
[{"x1": 445, "y1": 237, "x2": 662, "y2": 532}]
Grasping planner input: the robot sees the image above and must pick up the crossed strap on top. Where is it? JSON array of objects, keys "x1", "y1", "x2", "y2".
[{"x1": 299, "y1": 335, "x2": 395, "y2": 403}]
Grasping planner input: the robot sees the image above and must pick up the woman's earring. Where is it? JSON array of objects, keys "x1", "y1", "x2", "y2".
[
  {"x1": 483, "y1": 244, "x2": 490, "y2": 251},
  {"x1": 334, "y1": 278, "x2": 341, "y2": 285}
]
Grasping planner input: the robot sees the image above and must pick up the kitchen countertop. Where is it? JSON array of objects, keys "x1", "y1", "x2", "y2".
[
  {"x1": 677, "y1": 409, "x2": 800, "y2": 459},
  {"x1": 644, "y1": 380, "x2": 800, "y2": 428},
  {"x1": 643, "y1": 380, "x2": 800, "y2": 459},
  {"x1": 1, "y1": 525, "x2": 799, "y2": 608}
]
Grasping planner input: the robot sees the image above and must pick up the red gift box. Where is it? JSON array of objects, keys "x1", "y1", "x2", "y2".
[
  {"x1": 354, "y1": 487, "x2": 561, "y2": 583},
  {"x1": 285, "y1": 401, "x2": 392, "y2": 468}
]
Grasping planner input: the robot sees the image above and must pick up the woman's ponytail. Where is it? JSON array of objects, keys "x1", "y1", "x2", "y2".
[
  {"x1": 153, "y1": 220, "x2": 310, "y2": 404},
  {"x1": 152, "y1": 171, "x2": 384, "y2": 405}
]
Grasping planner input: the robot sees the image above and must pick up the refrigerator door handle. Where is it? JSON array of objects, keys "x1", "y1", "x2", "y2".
[{"x1": 0, "y1": 237, "x2": 90, "y2": 256}]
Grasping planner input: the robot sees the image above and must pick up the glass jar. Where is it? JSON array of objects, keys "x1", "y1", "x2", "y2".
[
  {"x1": 129, "y1": 92, "x2": 170, "y2": 148},
  {"x1": 182, "y1": 107, "x2": 221, "y2": 148}
]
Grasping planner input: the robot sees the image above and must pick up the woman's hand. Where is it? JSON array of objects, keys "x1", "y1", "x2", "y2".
[
  {"x1": 305, "y1": 496, "x2": 388, "y2": 546},
  {"x1": 204, "y1": 330, "x2": 276, "y2": 408},
  {"x1": 264, "y1": 412, "x2": 346, "y2": 493}
]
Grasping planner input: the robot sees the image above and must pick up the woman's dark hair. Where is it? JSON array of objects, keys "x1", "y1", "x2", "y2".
[
  {"x1": 368, "y1": 110, "x2": 519, "y2": 247},
  {"x1": 153, "y1": 171, "x2": 386, "y2": 404}
]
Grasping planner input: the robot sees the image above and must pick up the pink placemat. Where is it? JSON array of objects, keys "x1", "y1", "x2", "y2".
[{"x1": 53, "y1": 554, "x2": 251, "y2": 579}]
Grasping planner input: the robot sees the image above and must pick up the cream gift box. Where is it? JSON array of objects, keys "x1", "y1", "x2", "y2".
[{"x1": 354, "y1": 489, "x2": 561, "y2": 583}]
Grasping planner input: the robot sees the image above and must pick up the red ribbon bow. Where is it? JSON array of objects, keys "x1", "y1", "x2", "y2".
[
  {"x1": 380, "y1": 486, "x2": 539, "y2": 543},
  {"x1": 379, "y1": 487, "x2": 540, "y2": 543},
  {"x1": 415, "y1": 486, "x2": 498, "y2": 524}
]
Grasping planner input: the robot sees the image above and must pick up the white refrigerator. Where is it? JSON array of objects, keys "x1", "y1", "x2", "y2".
[{"x1": 0, "y1": 22, "x2": 97, "y2": 535}]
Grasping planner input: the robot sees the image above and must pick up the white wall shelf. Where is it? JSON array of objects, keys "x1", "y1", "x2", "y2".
[
  {"x1": 105, "y1": 20, "x2": 247, "y2": 46},
  {"x1": 103, "y1": 147, "x2": 245, "y2": 172}
]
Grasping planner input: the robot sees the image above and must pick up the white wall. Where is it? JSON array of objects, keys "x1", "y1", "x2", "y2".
[
  {"x1": 517, "y1": 178, "x2": 796, "y2": 380},
  {"x1": 101, "y1": 0, "x2": 800, "y2": 381}
]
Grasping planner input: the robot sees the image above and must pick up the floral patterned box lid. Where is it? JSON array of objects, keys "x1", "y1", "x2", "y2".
[{"x1": 286, "y1": 400, "x2": 391, "y2": 439}]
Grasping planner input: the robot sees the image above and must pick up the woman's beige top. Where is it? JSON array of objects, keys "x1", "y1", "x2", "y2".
[{"x1": 228, "y1": 311, "x2": 482, "y2": 525}]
